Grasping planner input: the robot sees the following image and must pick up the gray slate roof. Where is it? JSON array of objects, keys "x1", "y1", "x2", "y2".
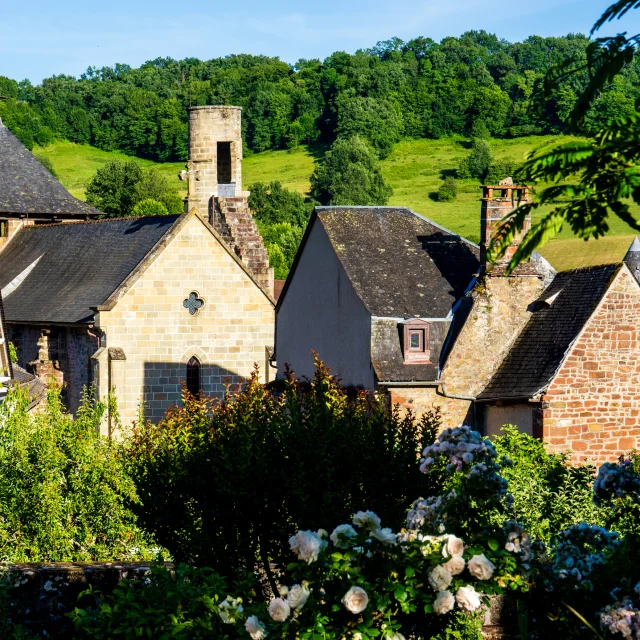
[
  {"x1": 0, "y1": 216, "x2": 179, "y2": 324},
  {"x1": 0, "y1": 123, "x2": 100, "y2": 217},
  {"x1": 316, "y1": 207, "x2": 480, "y2": 318},
  {"x1": 478, "y1": 264, "x2": 620, "y2": 400}
]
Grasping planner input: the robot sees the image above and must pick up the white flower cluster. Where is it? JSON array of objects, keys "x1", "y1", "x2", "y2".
[
  {"x1": 503, "y1": 520, "x2": 533, "y2": 563},
  {"x1": 289, "y1": 529, "x2": 328, "y2": 564},
  {"x1": 328, "y1": 510, "x2": 398, "y2": 554},
  {"x1": 550, "y1": 523, "x2": 619, "y2": 588},
  {"x1": 419, "y1": 426, "x2": 509, "y2": 498},
  {"x1": 245, "y1": 615, "x2": 268, "y2": 640},
  {"x1": 594, "y1": 459, "x2": 640, "y2": 507},
  {"x1": 218, "y1": 596, "x2": 243, "y2": 624},
  {"x1": 599, "y1": 598, "x2": 640, "y2": 638}
]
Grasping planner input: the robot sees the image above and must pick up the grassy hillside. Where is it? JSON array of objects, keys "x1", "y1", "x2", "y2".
[{"x1": 35, "y1": 137, "x2": 638, "y2": 272}]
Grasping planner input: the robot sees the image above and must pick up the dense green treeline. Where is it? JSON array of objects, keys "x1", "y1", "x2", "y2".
[{"x1": 1, "y1": 31, "x2": 639, "y2": 160}]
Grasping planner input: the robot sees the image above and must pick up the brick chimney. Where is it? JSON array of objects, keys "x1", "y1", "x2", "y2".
[
  {"x1": 180, "y1": 106, "x2": 274, "y2": 297},
  {"x1": 480, "y1": 178, "x2": 532, "y2": 276}
]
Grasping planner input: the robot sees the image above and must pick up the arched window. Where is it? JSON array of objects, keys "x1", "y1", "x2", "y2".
[{"x1": 186, "y1": 356, "x2": 201, "y2": 396}]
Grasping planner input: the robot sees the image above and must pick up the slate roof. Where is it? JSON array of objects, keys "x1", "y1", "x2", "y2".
[
  {"x1": 314, "y1": 207, "x2": 480, "y2": 318},
  {"x1": 478, "y1": 264, "x2": 621, "y2": 400},
  {"x1": 371, "y1": 320, "x2": 439, "y2": 382},
  {"x1": 0, "y1": 216, "x2": 179, "y2": 324},
  {"x1": 0, "y1": 123, "x2": 100, "y2": 217},
  {"x1": 10, "y1": 365, "x2": 47, "y2": 411}
]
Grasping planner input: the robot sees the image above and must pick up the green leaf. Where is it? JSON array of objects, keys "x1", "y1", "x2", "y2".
[{"x1": 487, "y1": 538, "x2": 500, "y2": 551}]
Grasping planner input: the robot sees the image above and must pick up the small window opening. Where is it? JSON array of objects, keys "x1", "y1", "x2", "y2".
[
  {"x1": 0, "y1": 221, "x2": 8, "y2": 238},
  {"x1": 403, "y1": 320, "x2": 431, "y2": 363},
  {"x1": 217, "y1": 142, "x2": 232, "y2": 183},
  {"x1": 186, "y1": 356, "x2": 201, "y2": 396}
]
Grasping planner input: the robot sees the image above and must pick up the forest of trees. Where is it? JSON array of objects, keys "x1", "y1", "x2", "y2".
[{"x1": 1, "y1": 31, "x2": 639, "y2": 159}]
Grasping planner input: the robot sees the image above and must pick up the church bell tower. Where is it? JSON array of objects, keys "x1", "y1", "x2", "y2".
[{"x1": 179, "y1": 106, "x2": 273, "y2": 297}]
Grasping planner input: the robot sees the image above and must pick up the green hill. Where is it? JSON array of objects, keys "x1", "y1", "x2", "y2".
[{"x1": 34, "y1": 137, "x2": 638, "y2": 273}]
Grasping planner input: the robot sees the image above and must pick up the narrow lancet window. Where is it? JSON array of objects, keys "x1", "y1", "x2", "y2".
[{"x1": 186, "y1": 356, "x2": 201, "y2": 396}]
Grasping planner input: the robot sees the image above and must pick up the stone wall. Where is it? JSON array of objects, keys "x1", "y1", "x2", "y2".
[
  {"x1": 442, "y1": 276, "x2": 545, "y2": 398},
  {"x1": 95, "y1": 213, "x2": 275, "y2": 429},
  {"x1": 187, "y1": 105, "x2": 245, "y2": 212},
  {"x1": 3, "y1": 562, "x2": 165, "y2": 636},
  {"x1": 8, "y1": 324, "x2": 98, "y2": 414},
  {"x1": 387, "y1": 386, "x2": 474, "y2": 429},
  {"x1": 542, "y1": 266, "x2": 640, "y2": 464}
]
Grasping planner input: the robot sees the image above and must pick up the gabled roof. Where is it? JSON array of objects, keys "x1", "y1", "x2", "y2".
[
  {"x1": 0, "y1": 216, "x2": 179, "y2": 324},
  {"x1": 478, "y1": 263, "x2": 621, "y2": 401},
  {"x1": 0, "y1": 123, "x2": 100, "y2": 218},
  {"x1": 282, "y1": 206, "x2": 480, "y2": 318}
]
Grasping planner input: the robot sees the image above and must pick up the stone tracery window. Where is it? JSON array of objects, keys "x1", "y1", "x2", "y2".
[
  {"x1": 186, "y1": 356, "x2": 201, "y2": 396},
  {"x1": 183, "y1": 291, "x2": 204, "y2": 316}
]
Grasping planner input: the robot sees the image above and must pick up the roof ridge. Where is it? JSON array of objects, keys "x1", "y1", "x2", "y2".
[
  {"x1": 18, "y1": 214, "x2": 180, "y2": 229},
  {"x1": 556, "y1": 262, "x2": 622, "y2": 275}
]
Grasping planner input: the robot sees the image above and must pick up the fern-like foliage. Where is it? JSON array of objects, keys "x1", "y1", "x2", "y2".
[{"x1": 489, "y1": 0, "x2": 640, "y2": 273}]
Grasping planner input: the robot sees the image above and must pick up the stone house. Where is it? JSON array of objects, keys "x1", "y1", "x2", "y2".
[
  {"x1": 275, "y1": 205, "x2": 480, "y2": 399},
  {"x1": 0, "y1": 107, "x2": 275, "y2": 430},
  {"x1": 275, "y1": 187, "x2": 640, "y2": 463}
]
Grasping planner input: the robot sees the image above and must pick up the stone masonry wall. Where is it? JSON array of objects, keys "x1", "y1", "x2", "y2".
[
  {"x1": 543, "y1": 267, "x2": 640, "y2": 465},
  {"x1": 387, "y1": 387, "x2": 473, "y2": 429},
  {"x1": 95, "y1": 214, "x2": 275, "y2": 429},
  {"x1": 442, "y1": 276, "x2": 546, "y2": 397},
  {"x1": 188, "y1": 105, "x2": 244, "y2": 212}
]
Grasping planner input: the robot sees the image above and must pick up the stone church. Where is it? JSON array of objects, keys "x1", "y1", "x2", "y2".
[
  {"x1": 0, "y1": 107, "x2": 274, "y2": 432},
  {"x1": 276, "y1": 183, "x2": 640, "y2": 464}
]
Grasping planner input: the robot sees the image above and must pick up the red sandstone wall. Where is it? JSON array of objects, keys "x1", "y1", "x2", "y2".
[{"x1": 543, "y1": 268, "x2": 640, "y2": 464}]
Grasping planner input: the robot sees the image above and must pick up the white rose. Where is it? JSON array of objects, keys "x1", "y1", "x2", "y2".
[
  {"x1": 245, "y1": 615, "x2": 267, "y2": 639},
  {"x1": 330, "y1": 524, "x2": 358, "y2": 549},
  {"x1": 442, "y1": 534, "x2": 464, "y2": 559},
  {"x1": 390, "y1": 634, "x2": 406, "y2": 640},
  {"x1": 218, "y1": 597, "x2": 243, "y2": 624},
  {"x1": 434, "y1": 590, "x2": 455, "y2": 615},
  {"x1": 289, "y1": 530, "x2": 326, "y2": 564},
  {"x1": 467, "y1": 554, "x2": 495, "y2": 581},
  {"x1": 353, "y1": 634, "x2": 363, "y2": 640},
  {"x1": 342, "y1": 586, "x2": 369, "y2": 614},
  {"x1": 353, "y1": 510, "x2": 382, "y2": 531},
  {"x1": 442, "y1": 555, "x2": 465, "y2": 575},
  {"x1": 287, "y1": 584, "x2": 310, "y2": 610},
  {"x1": 268, "y1": 597, "x2": 291, "y2": 622},
  {"x1": 428, "y1": 565, "x2": 452, "y2": 592},
  {"x1": 456, "y1": 585, "x2": 482, "y2": 612},
  {"x1": 370, "y1": 527, "x2": 397, "y2": 546}
]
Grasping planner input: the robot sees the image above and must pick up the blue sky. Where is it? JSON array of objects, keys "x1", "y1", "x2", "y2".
[{"x1": 2, "y1": 0, "x2": 640, "y2": 83}]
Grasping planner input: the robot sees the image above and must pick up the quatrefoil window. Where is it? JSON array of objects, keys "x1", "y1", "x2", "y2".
[{"x1": 183, "y1": 291, "x2": 204, "y2": 316}]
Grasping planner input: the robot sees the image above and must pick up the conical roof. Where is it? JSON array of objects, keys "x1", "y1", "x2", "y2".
[
  {"x1": 625, "y1": 236, "x2": 640, "y2": 255},
  {"x1": 0, "y1": 122, "x2": 100, "y2": 217}
]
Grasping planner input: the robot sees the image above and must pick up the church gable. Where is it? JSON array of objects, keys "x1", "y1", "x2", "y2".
[{"x1": 96, "y1": 212, "x2": 275, "y2": 425}]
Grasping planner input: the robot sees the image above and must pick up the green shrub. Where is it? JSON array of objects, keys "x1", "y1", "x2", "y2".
[
  {"x1": 457, "y1": 139, "x2": 492, "y2": 181},
  {"x1": 131, "y1": 198, "x2": 169, "y2": 217},
  {"x1": 125, "y1": 359, "x2": 438, "y2": 581},
  {"x1": 492, "y1": 425, "x2": 603, "y2": 543},
  {"x1": 437, "y1": 176, "x2": 458, "y2": 202},
  {"x1": 0, "y1": 385, "x2": 157, "y2": 562},
  {"x1": 484, "y1": 158, "x2": 522, "y2": 185},
  {"x1": 68, "y1": 564, "x2": 258, "y2": 639},
  {"x1": 310, "y1": 135, "x2": 393, "y2": 205}
]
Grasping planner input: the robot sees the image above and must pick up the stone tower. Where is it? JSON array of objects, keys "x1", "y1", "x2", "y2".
[
  {"x1": 180, "y1": 106, "x2": 273, "y2": 297},
  {"x1": 624, "y1": 236, "x2": 640, "y2": 284},
  {"x1": 480, "y1": 179, "x2": 532, "y2": 275}
]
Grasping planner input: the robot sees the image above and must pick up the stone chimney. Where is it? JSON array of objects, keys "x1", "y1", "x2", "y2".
[
  {"x1": 480, "y1": 178, "x2": 532, "y2": 276},
  {"x1": 180, "y1": 106, "x2": 273, "y2": 297},
  {"x1": 624, "y1": 236, "x2": 640, "y2": 284}
]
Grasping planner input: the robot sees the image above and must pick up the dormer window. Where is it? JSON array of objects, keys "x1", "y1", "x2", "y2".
[{"x1": 403, "y1": 319, "x2": 431, "y2": 363}]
